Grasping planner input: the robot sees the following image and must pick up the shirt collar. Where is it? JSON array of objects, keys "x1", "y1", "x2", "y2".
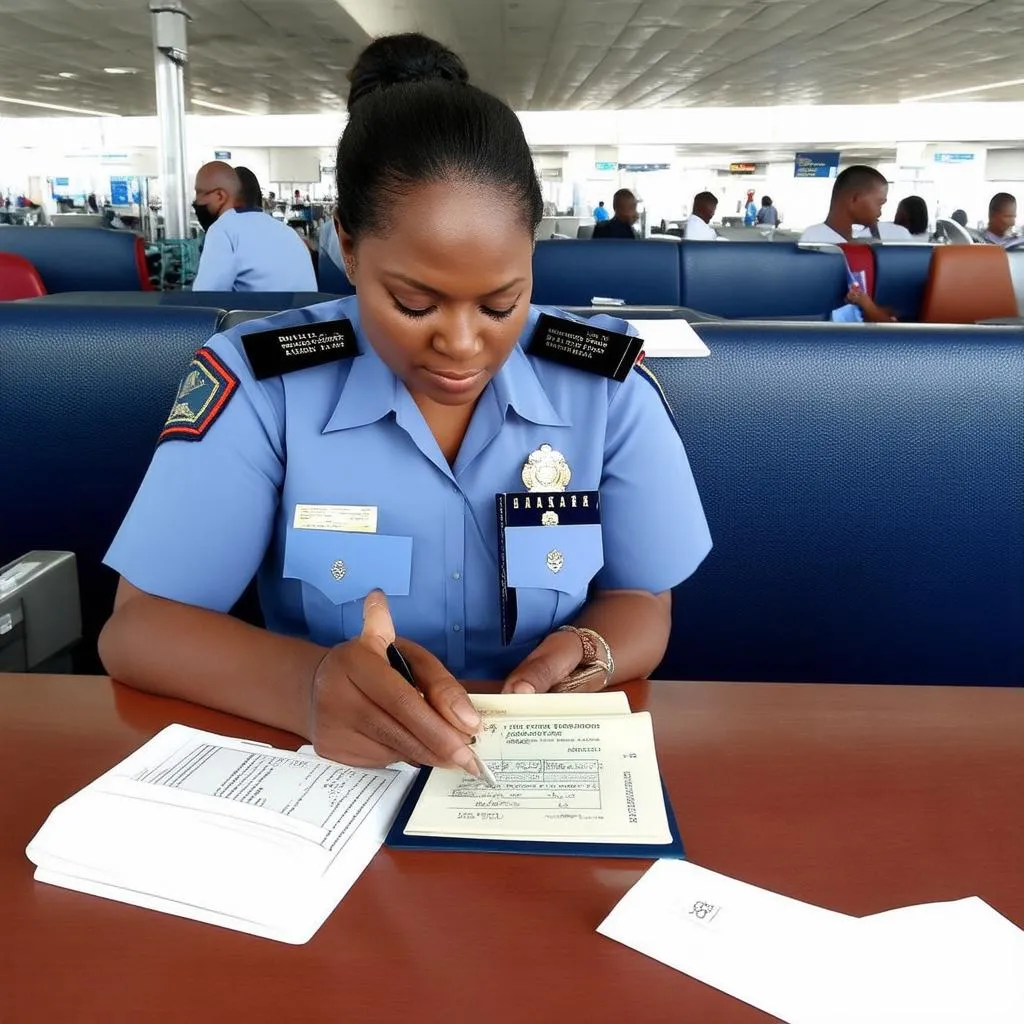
[{"x1": 323, "y1": 302, "x2": 568, "y2": 432}]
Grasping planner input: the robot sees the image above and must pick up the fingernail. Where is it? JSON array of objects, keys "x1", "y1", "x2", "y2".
[
  {"x1": 452, "y1": 746, "x2": 481, "y2": 777},
  {"x1": 511, "y1": 681, "x2": 536, "y2": 695},
  {"x1": 452, "y1": 698, "x2": 481, "y2": 732}
]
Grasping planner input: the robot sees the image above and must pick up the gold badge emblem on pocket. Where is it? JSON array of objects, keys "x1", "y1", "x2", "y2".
[
  {"x1": 330, "y1": 560, "x2": 347, "y2": 581},
  {"x1": 546, "y1": 549, "x2": 564, "y2": 573},
  {"x1": 522, "y1": 443, "x2": 571, "y2": 493}
]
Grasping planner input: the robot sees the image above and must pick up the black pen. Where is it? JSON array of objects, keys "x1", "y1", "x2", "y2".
[{"x1": 386, "y1": 643, "x2": 497, "y2": 788}]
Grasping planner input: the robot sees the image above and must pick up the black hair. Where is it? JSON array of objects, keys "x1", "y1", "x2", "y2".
[
  {"x1": 989, "y1": 192, "x2": 1016, "y2": 215},
  {"x1": 235, "y1": 166, "x2": 263, "y2": 209},
  {"x1": 336, "y1": 32, "x2": 542, "y2": 240},
  {"x1": 761, "y1": 195, "x2": 773, "y2": 206},
  {"x1": 613, "y1": 188, "x2": 635, "y2": 202},
  {"x1": 597, "y1": 201, "x2": 605, "y2": 207},
  {"x1": 693, "y1": 191, "x2": 718, "y2": 207},
  {"x1": 950, "y1": 209, "x2": 967, "y2": 227},
  {"x1": 895, "y1": 195, "x2": 928, "y2": 235},
  {"x1": 832, "y1": 165, "x2": 887, "y2": 198}
]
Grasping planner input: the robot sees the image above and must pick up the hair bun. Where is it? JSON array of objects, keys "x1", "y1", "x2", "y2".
[{"x1": 348, "y1": 33, "x2": 469, "y2": 111}]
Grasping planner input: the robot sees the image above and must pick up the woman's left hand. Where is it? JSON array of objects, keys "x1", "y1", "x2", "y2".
[{"x1": 502, "y1": 628, "x2": 595, "y2": 694}]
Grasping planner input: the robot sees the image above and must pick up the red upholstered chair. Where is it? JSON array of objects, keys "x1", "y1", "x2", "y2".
[
  {"x1": 840, "y1": 242, "x2": 876, "y2": 296},
  {"x1": 134, "y1": 235, "x2": 156, "y2": 291},
  {"x1": 0, "y1": 253, "x2": 47, "y2": 300}
]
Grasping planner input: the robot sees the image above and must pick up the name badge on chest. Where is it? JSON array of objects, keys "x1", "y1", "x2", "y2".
[{"x1": 496, "y1": 444, "x2": 602, "y2": 646}]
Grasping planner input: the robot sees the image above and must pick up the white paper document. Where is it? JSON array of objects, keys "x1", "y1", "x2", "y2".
[
  {"x1": 402, "y1": 691, "x2": 673, "y2": 846},
  {"x1": 598, "y1": 860, "x2": 1024, "y2": 1023},
  {"x1": 26, "y1": 724, "x2": 415, "y2": 944},
  {"x1": 626, "y1": 318, "x2": 711, "y2": 357}
]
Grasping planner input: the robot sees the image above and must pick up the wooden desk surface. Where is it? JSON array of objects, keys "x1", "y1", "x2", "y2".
[{"x1": 3, "y1": 676, "x2": 1023, "y2": 1024}]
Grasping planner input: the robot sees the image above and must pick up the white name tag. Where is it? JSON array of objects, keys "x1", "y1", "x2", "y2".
[{"x1": 292, "y1": 504, "x2": 378, "y2": 534}]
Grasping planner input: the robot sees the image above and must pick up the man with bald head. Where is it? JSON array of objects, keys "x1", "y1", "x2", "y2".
[{"x1": 191, "y1": 161, "x2": 316, "y2": 292}]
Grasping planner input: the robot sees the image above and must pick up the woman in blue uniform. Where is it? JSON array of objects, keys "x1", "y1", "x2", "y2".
[{"x1": 99, "y1": 33, "x2": 711, "y2": 776}]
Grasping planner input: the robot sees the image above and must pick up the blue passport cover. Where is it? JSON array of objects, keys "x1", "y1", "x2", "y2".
[{"x1": 385, "y1": 770, "x2": 685, "y2": 859}]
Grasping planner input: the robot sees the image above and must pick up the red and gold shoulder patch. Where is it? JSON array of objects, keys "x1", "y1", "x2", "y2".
[{"x1": 158, "y1": 347, "x2": 239, "y2": 445}]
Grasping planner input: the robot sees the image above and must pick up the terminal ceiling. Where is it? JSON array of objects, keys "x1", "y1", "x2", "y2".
[{"x1": 1, "y1": 0, "x2": 1022, "y2": 116}]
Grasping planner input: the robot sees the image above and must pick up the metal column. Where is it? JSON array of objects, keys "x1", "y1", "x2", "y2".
[{"x1": 150, "y1": 2, "x2": 191, "y2": 240}]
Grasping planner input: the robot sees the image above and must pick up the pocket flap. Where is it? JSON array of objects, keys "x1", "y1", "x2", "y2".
[
  {"x1": 284, "y1": 530, "x2": 412, "y2": 605},
  {"x1": 506, "y1": 524, "x2": 604, "y2": 595}
]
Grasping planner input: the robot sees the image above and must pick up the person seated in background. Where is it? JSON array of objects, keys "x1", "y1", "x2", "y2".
[
  {"x1": 755, "y1": 195, "x2": 779, "y2": 227},
  {"x1": 983, "y1": 193, "x2": 1017, "y2": 246},
  {"x1": 799, "y1": 165, "x2": 888, "y2": 244},
  {"x1": 950, "y1": 209, "x2": 968, "y2": 228},
  {"x1": 684, "y1": 192, "x2": 720, "y2": 240},
  {"x1": 264, "y1": 190, "x2": 278, "y2": 214},
  {"x1": 235, "y1": 166, "x2": 264, "y2": 210},
  {"x1": 890, "y1": 196, "x2": 929, "y2": 240},
  {"x1": 191, "y1": 161, "x2": 317, "y2": 293},
  {"x1": 593, "y1": 200, "x2": 610, "y2": 222},
  {"x1": 592, "y1": 188, "x2": 639, "y2": 239}
]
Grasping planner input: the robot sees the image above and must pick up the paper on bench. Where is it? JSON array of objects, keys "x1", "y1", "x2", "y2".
[
  {"x1": 626, "y1": 319, "x2": 710, "y2": 357},
  {"x1": 26, "y1": 724, "x2": 416, "y2": 944}
]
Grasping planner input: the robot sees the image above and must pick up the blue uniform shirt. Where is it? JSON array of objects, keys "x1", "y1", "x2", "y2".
[
  {"x1": 105, "y1": 297, "x2": 711, "y2": 678},
  {"x1": 593, "y1": 205, "x2": 610, "y2": 222},
  {"x1": 192, "y1": 208, "x2": 317, "y2": 293}
]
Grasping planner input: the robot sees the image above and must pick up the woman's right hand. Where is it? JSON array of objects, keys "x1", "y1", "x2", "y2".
[{"x1": 308, "y1": 591, "x2": 483, "y2": 771}]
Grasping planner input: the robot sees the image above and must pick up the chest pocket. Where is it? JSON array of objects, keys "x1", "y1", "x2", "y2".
[
  {"x1": 505, "y1": 524, "x2": 604, "y2": 646},
  {"x1": 284, "y1": 530, "x2": 413, "y2": 645}
]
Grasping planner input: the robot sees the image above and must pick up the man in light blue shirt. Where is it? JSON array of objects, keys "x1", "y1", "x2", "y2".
[
  {"x1": 191, "y1": 162, "x2": 317, "y2": 292},
  {"x1": 593, "y1": 200, "x2": 610, "y2": 222}
]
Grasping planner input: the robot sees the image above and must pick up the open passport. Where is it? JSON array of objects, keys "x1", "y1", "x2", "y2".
[{"x1": 26, "y1": 692, "x2": 679, "y2": 944}]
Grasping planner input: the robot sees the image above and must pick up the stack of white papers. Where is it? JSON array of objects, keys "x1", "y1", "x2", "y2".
[
  {"x1": 598, "y1": 860, "x2": 1024, "y2": 1022},
  {"x1": 26, "y1": 725, "x2": 416, "y2": 944}
]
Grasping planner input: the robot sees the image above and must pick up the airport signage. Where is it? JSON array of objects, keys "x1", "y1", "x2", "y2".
[
  {"x1": 214, "y1": 150, "x2": 232, "y2": 159},
  {"x1": 794, "y1": 151, "x2": 841, "y2": 178},
  {"x1": 54, "y1": 177, "x2": 70, "y2": 187},
  {"x1": 729, "y1": 162, "x2": 757, "y2": 174},
  {"x1": 594, "y1": 161, "x2": 617, "y2": 171},
  {"x1": 618, "y1": 163, "x2": 671, "y2": 172},
  {"x1": 934, "y1": 152, "x2": 974, "y2": 164}
]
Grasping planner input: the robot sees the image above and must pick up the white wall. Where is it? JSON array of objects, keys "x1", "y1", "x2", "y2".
[{"x1": 5, "y1": 103, "x2": 1024, "y2": 230}]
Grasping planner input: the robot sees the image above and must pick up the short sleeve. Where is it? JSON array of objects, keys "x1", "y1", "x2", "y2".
[
  {"x1": 595, "y1": 366, "x2": 712, "y2": 593},
  {"x1": 103, "y1": 337, "x2": 285, "y2": 612},
  {"x1": 191, "y1": 221, "x2": 236, "y2": 292}
]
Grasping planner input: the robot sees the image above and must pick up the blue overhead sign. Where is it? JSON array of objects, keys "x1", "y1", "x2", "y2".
[
  {"x1": 934, "y1": 152, "x2": 975, "y2": 164},
  {"x1": 214, "y1": 150, "x2": 231, "y2": 159},
  {"x1": 795, "y1": 151, "x2": 841, "y2": 178}
]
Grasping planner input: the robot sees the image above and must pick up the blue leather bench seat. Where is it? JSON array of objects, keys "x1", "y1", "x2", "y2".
[
  {"x1": 0, "y1": 305, "x2": 221, "y2": 669},
  {"x1": 871, "y1": 245, "x2": 934, "y2": 322},
  {"x1": 0, "y1": 227, "x2": 148, "y2": 292},
  {"x1": 531, "y1": 239, "x2": 682, "y2": 306},
  {"x1": 679, "y1": 241, "x2": 847, "y2": 319},
  {"x1": 3, "y1": 304, "x2": 1021, "y2": 684},
  {"x1": 652, "y1": 321, "x2": 1024, "y2": 685},
  {"x1": 19, "y1": 291, "x2": 346, "y2": 310}
]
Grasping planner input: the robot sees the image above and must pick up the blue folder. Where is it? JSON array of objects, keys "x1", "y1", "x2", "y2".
[{"x1": 385, "y1": 769, "x2": 685, "y2": 859}]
